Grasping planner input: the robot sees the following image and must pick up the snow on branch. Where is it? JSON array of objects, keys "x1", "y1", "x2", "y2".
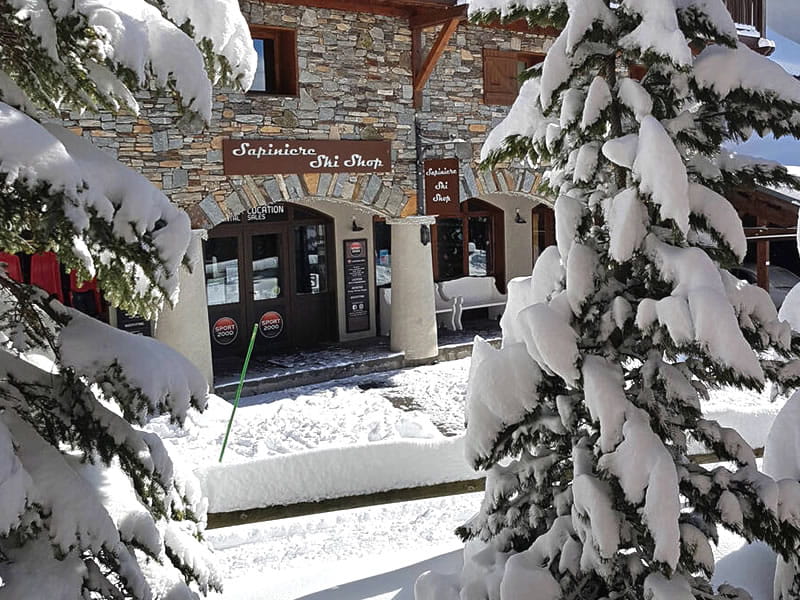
[
  {"x1": 58, "y1": 308, "x2": 208, "y2": 424},
  {"x1": 695, "y1": 43, "x2": 800, "y2": 106},
  {"x1": 0, "y1": 103, "x2": 193, "y2": 312},
  {"x1": 2, "y1": 0, "x2": 255, "y2": 121}
]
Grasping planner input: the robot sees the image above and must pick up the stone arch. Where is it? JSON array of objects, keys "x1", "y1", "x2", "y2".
[
  {"x1": 458, "y1": 165, "x2": 545, "y2": 205},
  {"x1": 198, "y1": 173, "x2": 410, "y2": 228}
]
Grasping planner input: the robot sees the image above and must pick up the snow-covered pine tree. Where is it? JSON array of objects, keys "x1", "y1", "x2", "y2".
[
  {"x1": 0, "y1": 2, "x2": 254, "y2": 598},
  {"x1": 419, "y1": 1, "x2": 800, "y2": 599}
]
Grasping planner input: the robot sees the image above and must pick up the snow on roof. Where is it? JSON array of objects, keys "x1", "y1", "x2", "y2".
[{"x1": 768, "y1": 165, "x2": 800, "y2": 204}]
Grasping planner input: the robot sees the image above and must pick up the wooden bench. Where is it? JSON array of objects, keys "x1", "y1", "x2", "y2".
[
  {"x1": 378, "y1": 287, "x2": 460, "y2": 335},
  {"x1": 436, "y1": 276, "x2": 506, "y2": 331}
]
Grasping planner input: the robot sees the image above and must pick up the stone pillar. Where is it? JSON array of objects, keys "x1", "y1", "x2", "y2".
[
  {"x1": 387, "y1": 216, "x2": 438, "y2": 360},
  {"x1": 154, "y1": 230, "x2": 214, "y2": 387}
]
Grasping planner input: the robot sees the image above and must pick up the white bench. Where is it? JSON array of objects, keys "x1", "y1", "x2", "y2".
[
  {"x1": 378, "y1": 287, "x2": 460, "y2": 335},
  {"x1": 436, "y1": 276, "x2": 507, "y2": 331}
]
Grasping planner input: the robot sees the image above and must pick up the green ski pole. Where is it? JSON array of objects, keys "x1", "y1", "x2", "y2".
[{"x1": 219, "y1": 323, "x2": 259, "y2": 462}]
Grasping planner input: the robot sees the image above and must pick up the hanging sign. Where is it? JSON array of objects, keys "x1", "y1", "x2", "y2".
[
  {"x1": 424, "y1": 158, "x2": 461, "y2": 217},
  {"x1": 223, "y1": 140, "x2": 392, "y2": 175},
  {"x1": 344, "y1": 239, "x2": 370, "y2": 333}
]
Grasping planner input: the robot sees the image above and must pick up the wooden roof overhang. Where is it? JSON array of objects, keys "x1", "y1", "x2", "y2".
[
  {"x1": 729, "y1": 186, "x2": 799, "y2": 289},
  {"x1": 257, "y1": 0, "x2": 558, "y2": 107}
]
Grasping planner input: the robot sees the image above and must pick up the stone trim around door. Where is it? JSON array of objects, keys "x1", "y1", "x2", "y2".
[
  {"x1": 459, "y1": 165, "x2": 543, "y2": 203},
  {"x1": 198, "y1": 173, "x2": 410, "y2": 227},
  {"x1": 195, "y1": 166, "x2": 544, "y2": 229}
]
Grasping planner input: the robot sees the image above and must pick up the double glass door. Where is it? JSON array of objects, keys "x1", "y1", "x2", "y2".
[{"x1": 204, "y1": 212, "x2": 334, "y2": 360}]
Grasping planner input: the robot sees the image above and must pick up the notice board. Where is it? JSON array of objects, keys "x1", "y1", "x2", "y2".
[{"x1": 344, "y1": 239, "x2": 370, "y2": 333}]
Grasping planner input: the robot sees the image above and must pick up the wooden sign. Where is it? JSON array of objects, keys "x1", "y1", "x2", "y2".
[
  {"x1": 344, "y1": 239, "x2": 370, "y2": 333},
  {"x1": 223, "y1": 139, "x2": 392, "y2": 175},
  {"x1": 424, "y1": 158, "x2": 460, "y2": 216}
]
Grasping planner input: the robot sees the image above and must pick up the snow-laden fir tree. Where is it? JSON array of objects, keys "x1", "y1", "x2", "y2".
[
  {"x1": 0, "y1": 1, "x2": 254, "y2": 598},
  {"x1": 417, "y1": 2, "x2": 800, "y2": 600}
]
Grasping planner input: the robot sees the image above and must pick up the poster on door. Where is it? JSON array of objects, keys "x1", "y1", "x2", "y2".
[{"x1": 344, "y1": 239, "x2": 370, "y2": 333}]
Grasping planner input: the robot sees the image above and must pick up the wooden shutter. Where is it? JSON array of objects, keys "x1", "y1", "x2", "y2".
[{"x1": 483, "y1": 49, "x2": 519, "y2": 106}]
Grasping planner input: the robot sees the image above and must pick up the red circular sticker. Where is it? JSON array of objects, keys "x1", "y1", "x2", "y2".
[
  {"x1": 349, "y1": 241, "x2": 363, "y2": 256},
  {"x1": 259, "y1": 311, "x2": 284, "y2": 339},
  {"x1": 212, "y1": 317, "x2": 238, "y2": 346}
]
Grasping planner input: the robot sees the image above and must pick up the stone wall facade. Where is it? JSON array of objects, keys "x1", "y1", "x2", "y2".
[{"x1": 60, "y1": 1, "x2": 552, "y2": 227}]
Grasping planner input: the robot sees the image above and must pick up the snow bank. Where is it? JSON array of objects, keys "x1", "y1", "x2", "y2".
[{"x1": 198, "y1": 435, "x2": 481, "y2": 513}]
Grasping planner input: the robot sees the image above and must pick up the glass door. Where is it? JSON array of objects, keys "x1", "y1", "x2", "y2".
[
  {"x1": 204, "y1": 234, "x2": 246, "y2": 356},
  {"x1": 290, "y1": 222, "x2": 334, "y2": 346},
  {"x1": 247, "y1": 230, "x2": 290, "y2": 351}
]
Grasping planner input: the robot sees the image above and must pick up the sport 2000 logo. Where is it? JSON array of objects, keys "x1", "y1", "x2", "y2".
[
  {"x1": 259, "y1": 311, "x2": 284, "y2": 339},
  {"x1": 212, "y1": 317, "x2": 238, "y2": 345}
]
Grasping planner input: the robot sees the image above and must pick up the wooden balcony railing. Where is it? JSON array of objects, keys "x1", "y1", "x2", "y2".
[{"x1": 724, "y1": 0, "x2": 766, "y2": 35}]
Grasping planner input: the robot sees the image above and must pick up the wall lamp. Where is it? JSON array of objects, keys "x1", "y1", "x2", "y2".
[
  {"x1": 420, "y1": 224, "x2": 431, "y2": 246},
  {"x1": 352, "y1": 218, "x2": 365, "y2": 232},
  {"x1": 514, "y1": 209, "x2": 527, "y2": 224}
]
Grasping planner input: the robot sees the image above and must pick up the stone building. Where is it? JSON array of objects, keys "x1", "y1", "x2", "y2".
[
  {"x1": 57, "y1": 0, "x2": 562, "y2": 383},
  {"x1": 60, "y1": 0, "x2": 779, "y2": 385}
]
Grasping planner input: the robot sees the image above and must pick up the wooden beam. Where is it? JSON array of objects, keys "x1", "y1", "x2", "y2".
[
  {"x1": 207, "y1": 478, "x2": 486, "y2": 528},
  {"x1": 729, "y1": 190, "x2": 799, "y2": 228},
  {"x1": 409, "y1": 4, "x2": 466, "y2": 29},
  {"x1": 411, "y1": 26, "x2": 423, "y2": 107},
  {"x1": 756, "y1": 216, "x2": 770, "y2": 291},
  {"x1": 482, "y1": 19, "x2": 560, "y2": 38},
  {"x1": 257, "y1": 0, "x2": 411, "y2": 18},
  {"x1": 743, "y1": 227, "x2": 797, "y2": 239},
  {"x1": 207, "y1": 447, "x2": 765, "y2": 527},
  {"x1": 412, "y1": 17, "x2": 461, "y2": 108}
]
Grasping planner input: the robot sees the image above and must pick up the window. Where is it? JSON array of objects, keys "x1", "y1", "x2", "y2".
[
  {"x1": 294, "y1": 224, "x2": 328, "y2": 295},
  {"x1": 436, "y1": 218, "x2": 465, "y2": 280},
  {"x1": 249, "y1": 26, "x2": 298, "y2": 96},
  {"x1": 251, "y1": 234, "x2": 282, "y2": 300},
  {"x1": 373, "y1": 219, "x2": 391, "y2": 287},
  {"x1": 531, "y1": 204, "x2": 556, "y2": 265},
  {"x1": 432, "y1": 199, "x2": 505, "y2": 286},
  {"x1": 483, "y1": 49, "x2": 544, "y2": 106},
  {"x1": 205, "y1": 237, "x2": 240, "y2": 306}
]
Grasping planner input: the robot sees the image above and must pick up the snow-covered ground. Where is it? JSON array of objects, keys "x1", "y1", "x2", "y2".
[
  {"x1": 149, "y1": 358, "x2": 470, "y2": 469},
  {"x1": 151, "y1": 356, "x2": 783, "y2": 469},
  {"x1": 203, "y1": 489, "x2": 775, "y2": 600},
  {"x1": 145, "y1": 354, "x2": 791, "y2": 599},
  {"x1": 207, "y1": 493, "x2": 480, "y2": 600}
]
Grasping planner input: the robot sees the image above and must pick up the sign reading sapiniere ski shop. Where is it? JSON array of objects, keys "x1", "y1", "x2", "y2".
[
  {"x1": 343, "y1": 239, "x2": 370, "y2": 333},
  {"x1": 223, "y1": 139, "x2": 392, "y2": 175},
  {"x1": 424, "y1": 158, "x2": 460, "y2": 217}
]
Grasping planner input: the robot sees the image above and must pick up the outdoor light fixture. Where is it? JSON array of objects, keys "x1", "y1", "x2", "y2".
[
  {"x1": 352, "y1": 218, "x2": 364, "y2": 232},
  {"x1": 514, "y1": 209, "x2": 527, "y2": 224},
  {"x1": 420, "y1": 224, "x2": 431, "y2": 246}
]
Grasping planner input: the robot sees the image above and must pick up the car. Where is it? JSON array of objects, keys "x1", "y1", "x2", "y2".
[{"x1": 728, "y1": 263, "x2": 800, "y2": 309}]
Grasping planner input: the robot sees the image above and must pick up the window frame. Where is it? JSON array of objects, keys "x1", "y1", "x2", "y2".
[
  {"x1": 431, "y1": 199, "x2": 505, "y2": 288},
  {"x1": 248, "y1": 25, "x2": 299, "y2": 97}
]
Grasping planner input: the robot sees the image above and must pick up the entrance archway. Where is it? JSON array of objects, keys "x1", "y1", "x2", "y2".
[{"x1": 203, "y1": 202, "x2": 336, "y2": 363}]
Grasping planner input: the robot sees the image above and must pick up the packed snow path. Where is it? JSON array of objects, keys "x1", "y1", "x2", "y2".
[{"x1": 203, "y1": 489, "x2": 775, "y2": 600}]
